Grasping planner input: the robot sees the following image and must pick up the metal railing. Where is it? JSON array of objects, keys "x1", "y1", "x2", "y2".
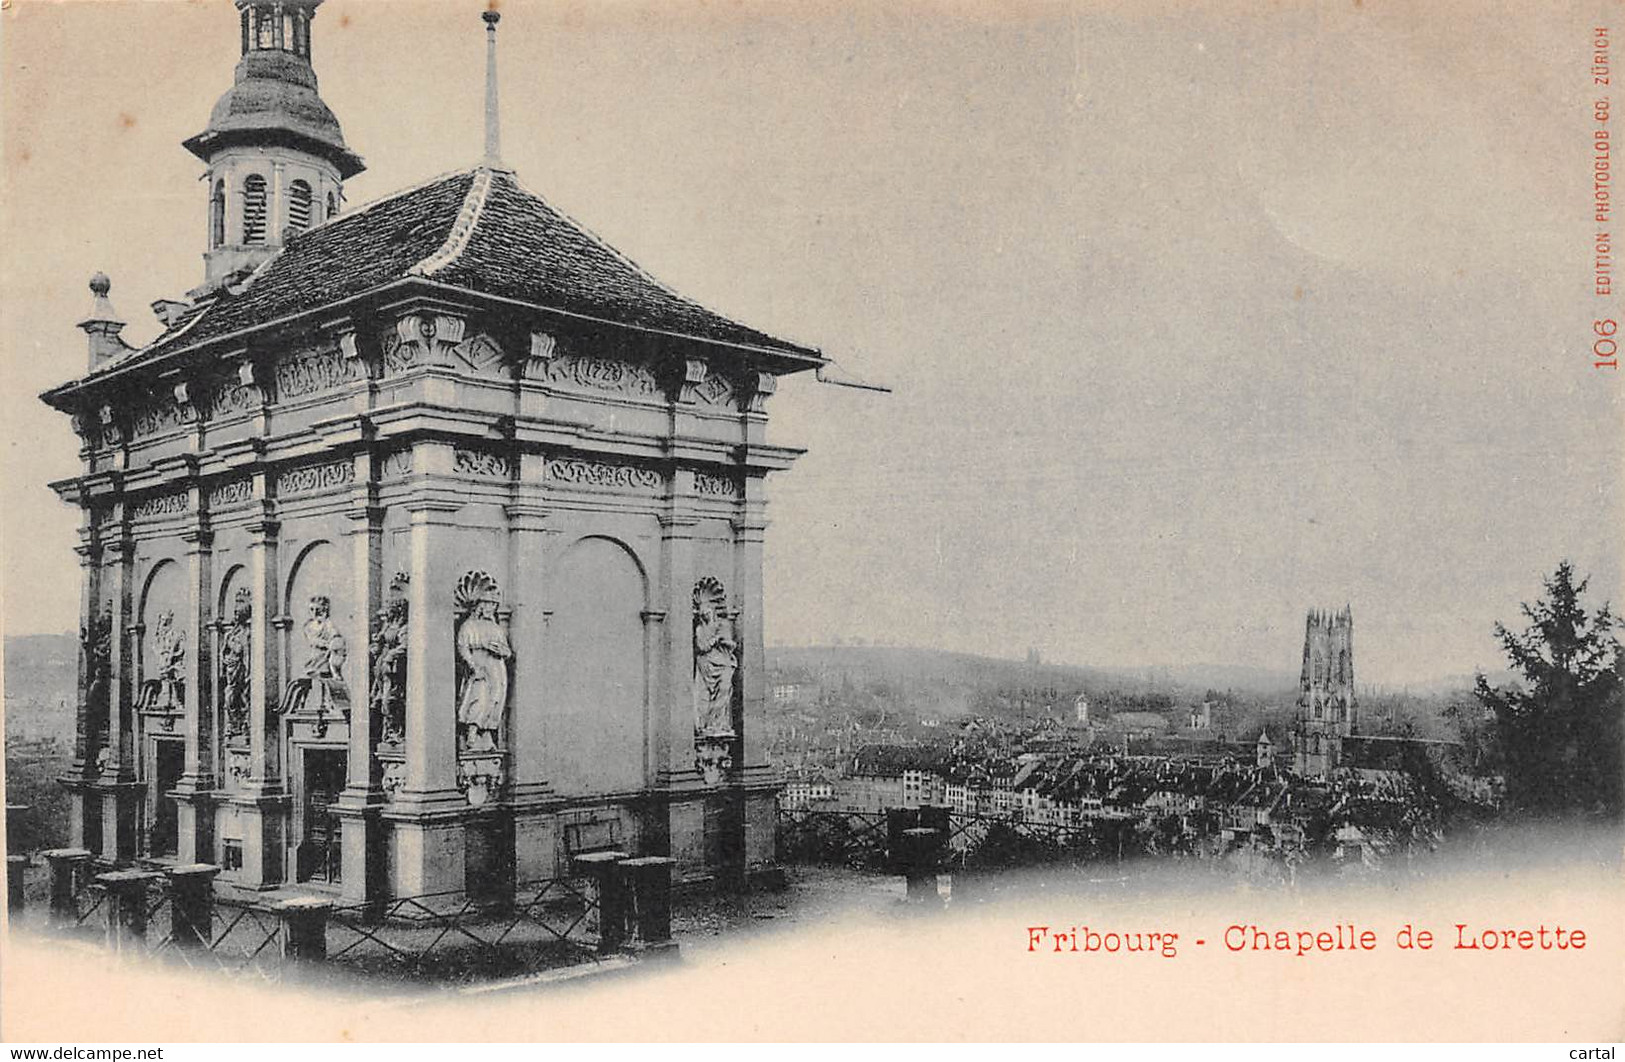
[{"x1": 324, "y1": 876, "x2": 601, "y2": 982}]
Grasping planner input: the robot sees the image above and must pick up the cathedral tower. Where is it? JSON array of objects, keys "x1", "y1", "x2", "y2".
[
  {"x1": 183, "y1": 0, "x2": 364, "y2": 290},
  {"x1": 1293, "y1": 605, "x2": 1355, "y2": 777}
]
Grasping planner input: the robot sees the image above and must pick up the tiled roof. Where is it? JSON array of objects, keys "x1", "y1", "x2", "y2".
[{"x1": 106, "y1": 165, "x2": 820, "y2": 375}]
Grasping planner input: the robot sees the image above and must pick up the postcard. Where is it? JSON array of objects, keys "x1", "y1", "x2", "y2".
[{"x1": 2, "y1": 0, "x2": 1621, "y2": 1045}]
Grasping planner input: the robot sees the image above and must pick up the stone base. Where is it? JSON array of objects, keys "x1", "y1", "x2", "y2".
[{"x1": 388, "y1": 818, "x2": 467, "y2": 897}]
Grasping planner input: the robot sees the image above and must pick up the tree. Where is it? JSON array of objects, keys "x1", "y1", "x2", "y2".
[{"x1": 1475, "y1": 562, "x2": 1623, "y2": 816}]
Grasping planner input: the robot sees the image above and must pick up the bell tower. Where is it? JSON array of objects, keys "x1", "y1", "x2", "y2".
[
  {"x1": 1293, "y1": 605, "x2": 1356, "y2": 777},
  {"x1": 183, "y1": 0, "x2": 364, "y2": 291}
]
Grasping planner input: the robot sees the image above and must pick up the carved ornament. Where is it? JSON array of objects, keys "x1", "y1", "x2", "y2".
[{"x1": 544, "y1": 458, "x2": 661, "y2": 492}]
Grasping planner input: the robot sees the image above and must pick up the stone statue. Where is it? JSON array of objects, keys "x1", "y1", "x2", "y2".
[
  {"x1": 220, "y1": 589, "x2": 252, "y2": 742},
  {"x1": 141, "y1": 610, "x2": 186, "y2": 710},
  {"x1": 80, "y1": 607, "x2": 113, "y2": 716},
  {"x1": 455, "y1": 571, "x2": 510, "y2": 752},
  {"x1": 278, "y1": 594, "x2": 348, "y2": 715},
  {"x1": 371, "y1": 575, "x2": 409, "y2": 748},
  {"x1": 692, "y1": 577, "x2": 738, "y2": 739}
]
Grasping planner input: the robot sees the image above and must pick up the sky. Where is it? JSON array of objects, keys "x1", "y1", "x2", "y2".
[{"x1": 2, "y1": 0, "x2": 1620, "y2": 687}]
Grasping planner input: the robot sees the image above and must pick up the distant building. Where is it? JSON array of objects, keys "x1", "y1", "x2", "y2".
[
  {"x1": 1074, "y1": 693, "x2": 1091, "y2": 726},
  {"x1": 1293, "y1": 606, "x2": 1356, "y2": 777},
  {"x1": 1255, "y1": 728, "x2": 1276, "y2": 770},
  {"x1": 1189, "y1": 701, "x2": 1213, "y2": 730}
]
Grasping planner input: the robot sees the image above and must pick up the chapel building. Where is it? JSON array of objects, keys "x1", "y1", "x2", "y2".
[{"x1": 41, "y1": 0, "x2": 824, "y2": 901}]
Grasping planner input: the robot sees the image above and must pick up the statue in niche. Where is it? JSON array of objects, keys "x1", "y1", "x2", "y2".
[
  {"x1": 455, "y1": 571, "x2": 510, "y2": 752},
  {"x1": 219, "y1": 589, "x2": 252, "y2": 744},
  {"x1": 80, "y1": 606, "x2": 113, "y2": 715},
  {"x1": 80, "y1": 607, "x2": 113, "y2": 768},
  {"x1": 140, "y1": 610, "x2": 186, "y2": 710},
  {"x1": 692, "y1": 577, "x2": 738, "y2": 739},
  {"x1": 371, "y1": 574, "x2": 409, "y2": 748},
  {"x1": 278, "y1": 595, "x2": 349, "y2": 715}
]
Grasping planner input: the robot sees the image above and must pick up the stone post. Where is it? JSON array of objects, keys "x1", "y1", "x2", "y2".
[
  {"x1": 97, "y1": 869, "x2": 164, "y2": 950},
  {"x1": 901, "y1": 827, "x2": 942, "y2": 906},
  {"x1": 276, "y1": 896, "x2": 332, "y2": 963},
  {"x1": 43, "y1": 848, "x2": 93, "y2": 927},
  {"x1": 166, "y1": 863, "x2": 221, "y2": 949},
  {"x1": 572, "y1": 850, "x2": 629, "y2": 954},
  {"x1": 6, "y1": 856, "x2": 26, "y2": 913},
  {"x1": 619, "y1": 855, "x2": 675, "y2": 947}
]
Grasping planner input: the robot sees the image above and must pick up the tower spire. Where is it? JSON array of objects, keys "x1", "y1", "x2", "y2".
[{"x1": 482, "y1": 8, "x2": 503, "y2": 168}]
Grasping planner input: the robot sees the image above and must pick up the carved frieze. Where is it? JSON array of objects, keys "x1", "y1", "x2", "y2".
[
  {"x1": 694, "y1": 372, "x2": 737, "y2": 409},
  {"x1": 275, "y1": 460, "x2": 354, "y2": 496},
  {"x1": 543, "y1": 354, "x2": 661, "y2": 399},
  {"x1": 381, "y1": 760, "x2": 406, "y2": 800},
  {"x1": 208, "y1": 478, "x2": 253, "y2": 509},
  {"x1": 130, "y1": 395, "x2": 185, "y2": 439},
  {"x1": 207, "y1": 376, "x2": 257, "y2": 419},
  {"x1": 130, "y1": 491, "x2": 190, "y2": 520},
  {"x1": 453, "y1": 333, "x2": 508, "y2": 377},
  {"x1": 695, "y1": 472, "x2": 741, "y2": 499},
  {"x1": 383, "y1": 312, "x2": 467, "y2": 376},
  {"x1": 544, "y1": 458, "x2": 661, "y2": 492},
  {"x1": 97, "y1": 405, "x2": 125, "y2": 448},
  {"x1": 275, "y1": 344, "x2": 361, "y2": 399},
  {"x1": 453, "y1": 448, "x2": 514, "y2": 480},
  {"x1": 381, "y1": 449, "x2": 415, "y2": 478}
]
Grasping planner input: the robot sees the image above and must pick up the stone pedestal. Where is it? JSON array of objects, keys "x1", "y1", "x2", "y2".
[
  {"x1": 665, "y1": 794, "x2": 708, "y2": 882},
  {"x1": 97, "y1": 869, "x2": 164, "y2": 950},
  {"x1": 513, "y1": 810, "x2": 559, "y2": 883},
  {"x1": 276, "y1": 896, "x2": 332, "y2": 963},
  {"x1": 620, "y1": 855, "x2": 675, "y2": 945},
  {"x1": 173, "y1": 790, "x2": 216, "y2": 866},
  {"x1": 98, "y1": 784, "x2": 143, "y2": 864},
  {"x1": 571, "y1": 850, "x2": 629, "y2": 954},
  {"x1": 387, "y1": 811, "x2": 466, "y2": 897},
  {"x1": 6, "y1": 856, "x2": 26, "y2": 913},
  {"x1": 166, "y1": 863, "x2": 221, "y2": 948},
  {"x1": 42, "y1": 848, "x2": 93, "y2": 926},
  {"x1": 231, "y1": 792, "x2": 290, "y2": 889}
]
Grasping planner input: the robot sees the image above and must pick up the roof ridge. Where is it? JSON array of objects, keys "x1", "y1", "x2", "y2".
[{"x1": 410, "y1": 166, "x2": 497, "y2": 277}]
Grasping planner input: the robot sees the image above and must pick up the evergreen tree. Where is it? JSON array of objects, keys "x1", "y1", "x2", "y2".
[{"x1": 1475, "y1": 562, "x2": 1623, "y2": 816}]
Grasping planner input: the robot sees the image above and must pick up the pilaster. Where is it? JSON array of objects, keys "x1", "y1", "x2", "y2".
[
  {"x1": 388, "y1": 441, "x2": 467, "y2": 895},
  {"x1": 337, "y1": 449, "x2": 387, "y2": 902},
  {"x1": 174, "y1": 516, "x2": 217, "y2": 865},
  {"x1": 237, "y1": 482, "x2": 286, "y2": 888}
]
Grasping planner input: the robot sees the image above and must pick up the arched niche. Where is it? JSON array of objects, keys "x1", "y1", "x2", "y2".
[
  {"x1": 545, "y1": 535, "x2": 649, "y2": 796},
  {"x1": 283, "y1": 540, "x2": 351, "y2": 679},
  {"x1": 138, "y1": 558, "x2": 187, "y2": 681},
  {"x1": 217, "y1": 563, "x2": 247, "y2": 616}
]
